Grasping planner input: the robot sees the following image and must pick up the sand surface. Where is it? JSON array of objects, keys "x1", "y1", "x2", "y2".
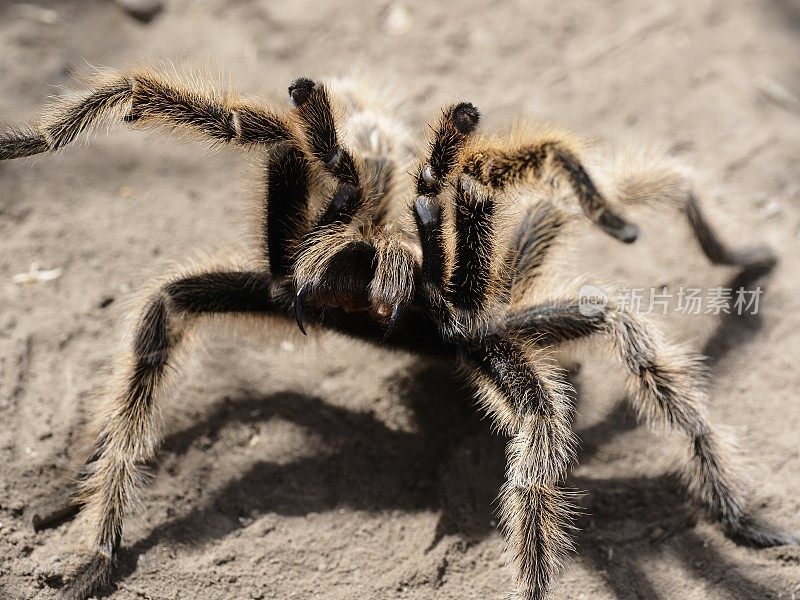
[{"x1": 1, "y1": 0, "x2": 799, "y2": 598}]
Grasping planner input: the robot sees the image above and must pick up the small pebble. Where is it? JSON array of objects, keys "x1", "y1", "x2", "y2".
[
  {"x1": 384, "y1": 3, "x2": 412, "y2": 35},
  {"x1": 111, "y1": 0, "x2": 164, "y2": 23}
]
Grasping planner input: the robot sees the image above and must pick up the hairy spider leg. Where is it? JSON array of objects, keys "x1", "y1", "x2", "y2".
[
  {"x1": 506, "y1": 201, "x2": 571, "y2": 304},
  {"x1": 462, "y1": 137, "x2": 639, "y2": 243},
  {"x1": 685, "y1": 193, "x2": 776, "y2": 270},
  {"x1": 462, "y1": 334, "x2": 578, "y2": 600},
  {"x1": 0, "y1": 67, "x2": 292, "y2": 160},
  {"x1": 56, "y1": 270, "x2": 280, "y2": 599},
  {"x1": 413, "y1": 103, "x2": 580, "y2": 600},
  {"x1": 505, "y1": 301, "x2": 799, "y2": 548},
  {"x1": 262, "y1": 141, "x2": 312, "y2": 280}
]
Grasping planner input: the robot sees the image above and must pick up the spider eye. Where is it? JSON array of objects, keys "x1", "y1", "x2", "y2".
[
  {"x1": 288, "y1": 77, "x2": 316, "y2": 107},
  {"x1": 451, "y1": 102, "x2": 481, "y2": 135}
]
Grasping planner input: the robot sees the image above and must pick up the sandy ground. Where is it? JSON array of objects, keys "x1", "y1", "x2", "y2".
[{"x1": 1, "y1": 0, "x2": 800, "y2": 598}]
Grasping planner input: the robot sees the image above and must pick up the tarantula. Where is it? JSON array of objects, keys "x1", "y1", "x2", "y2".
[{"x1": 1, "y1": 65, "x2": 796, "y2": 600}]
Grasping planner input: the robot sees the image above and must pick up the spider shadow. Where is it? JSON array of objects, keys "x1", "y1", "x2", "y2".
[
  {"x1": 96, "y1": 354, "x2": 781, "y2": 599},
  {"x1": 701, "y1": 264, "x2": 774, "y2": 368},
  {"x1": 573, "y1": 395, "x2": 779, "y2": 600},
  {"x1": 106, "y1": 359, "x2": 503, "y2": 591}
]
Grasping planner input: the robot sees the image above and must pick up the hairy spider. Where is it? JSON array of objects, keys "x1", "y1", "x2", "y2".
[{"x1": 1, "y1": 65, "x2": 796, "y2": 600}]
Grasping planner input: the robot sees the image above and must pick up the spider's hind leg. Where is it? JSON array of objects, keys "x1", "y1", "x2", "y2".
[
  {"x1": 686, "y1": 192, "x2": 777, "y2": 270},
  {"x1": 611, "y1": 152, "x2": 777, "y2": 271},
  {"x1": 505, "y1": 300, "x2": 799, "y2": 548}
]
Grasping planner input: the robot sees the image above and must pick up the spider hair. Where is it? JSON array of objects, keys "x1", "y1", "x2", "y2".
[{"x1": 2, "y1": 63, "x2": 793, "y2": 600}]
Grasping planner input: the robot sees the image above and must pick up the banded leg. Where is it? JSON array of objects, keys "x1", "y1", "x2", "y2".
[
  {"x1": 0, "y1": 67, "x2": 292, "y2": 160},
  {"x1": 463, "y1": 335, "x2": 577, "y2": 600},
  {"x1": 462, "y1": 139, "x2": 639, "y2": 243},
  {"x1": 416, "y1": 175, "x2": 500, "y2": 337},
  {"x1": 608, "y1": 152, "x2": 777, "y2": 270},
  {"x1": 505, "y1": 301, "x2": 799, "y2": 547},
  {"x1": 59, "y1": 269, "x2": 278, "y2": 600},
  {"x1": 413, "y1": 100, "x2": 483, "y2": 295}
]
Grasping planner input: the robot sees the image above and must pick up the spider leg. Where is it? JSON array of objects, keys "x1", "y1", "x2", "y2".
[
  {"x1": 56, "y1": 269, "x2": 281, "y2": 600},
  {"x1": 686, "y1": 192, "x2": 776, "y2": 270},
  {"x1": 606, "y1": 151, "x2": 777, "y2": 270},
  {"x1": 416, "y1": 173, "x2": 501, "y2": 337},
  {"x1": 413, "y1": 100, "x2": 483, "y2": 278},
  {"x1": 505, "y1": 300, "x2": 799, "y2": 548},
  {"x1": 261, "y1": 140, "x2": 312, "y2": 279},
  {"x1": 462, "y1": 334, "x2": 577, "y2": 600},
  {"x1": 289, "y1": 78, "x2": 366, "y2": 228},
  {"x1": 0, "y1": 67, "x2": 292, "y2": 160},
  {"x1": 462, "y1": 137, "x2": 639, "y2": 244},
  {"x1": 413, "y1": 102, "x2": 505, "y2": 336},
  {"x1": 506, "y1": 201, "x2": 572, "y2": 304}
]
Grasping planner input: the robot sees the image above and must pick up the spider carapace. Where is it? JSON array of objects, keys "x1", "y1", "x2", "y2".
[{"x1": 0, "y1": 65, "x2": 795, "y2": 600}]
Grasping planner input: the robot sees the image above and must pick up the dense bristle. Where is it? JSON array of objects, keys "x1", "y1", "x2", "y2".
[{"x1": 2, "y1": 62, "x2": 790, "y2": 600}]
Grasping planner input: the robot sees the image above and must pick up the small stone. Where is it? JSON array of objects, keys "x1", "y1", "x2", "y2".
[
  {"x1": 213, "y1": 554, "x2": 235, "y2": 566},
  {"x1": 384, "y1": 3, "x2": 412, "y2": 36},
  {"x1": 98, "y1": 296, "x2": 115, "y2": 309},
  {"x1": 762, "y1": 200, "x2": 782, "y2": 218},
  {"x1": 111, "y1": 0, "x2": 164, "y2": 23}
]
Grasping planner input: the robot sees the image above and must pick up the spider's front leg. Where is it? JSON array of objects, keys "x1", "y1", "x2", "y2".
[
  {"x1": 0, "y1": 66, "x2": 294, "y2": 160},
  {"x1": 411, "y1": 101, "x2": 495, "y2": 337},
  {"x1": 413, "y1": 108, "x2": 576, "y2": 599},
  {"x1": 464, "y1": 336, "x2": 577, "y2": 600},
  {"x1": 32, "y1": 269, "x2": 281, "y2": 600},
  {"x1": 416, "y1": 196, "x2": 577, "y2": 598}
]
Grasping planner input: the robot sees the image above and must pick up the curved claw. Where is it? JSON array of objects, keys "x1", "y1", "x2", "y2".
[
  {"x1": 383, "y1": 303, "x2": 408, "y2": 341},
  {"x1": 294, "y1": 284, "x2": 310, "y2": 336}
]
